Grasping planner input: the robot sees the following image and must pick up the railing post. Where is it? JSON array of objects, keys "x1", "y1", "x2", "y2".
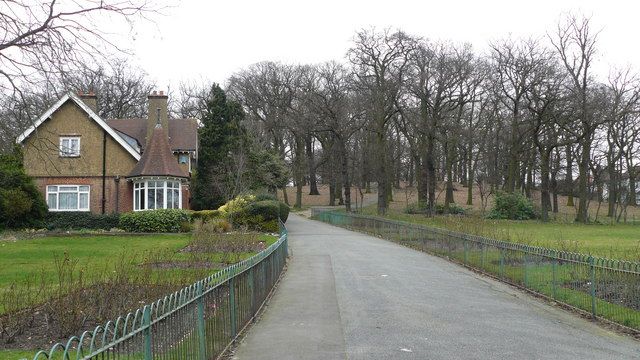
[
  {"x1": 196, "y1": 282, "x2": 206, "y2": 360},
  {"x1": 229, "y1": 275, "x2": 237, "y2": 338},
  {"x1": 552, "y1": 251, "x2": 558, "y2": 299},
  {"x1": 499, "y1": 248, "x2": 505, "y2": 279},
  {"x1": 463, "y1": 238, "x2": 468, "y2": 265},
  {"x1": 142, "y1": 305, "x2": 152, "y2": 360},
  {"x1": 480, "y1": 243, "x2": 485, "y2": 269},
  {"x1": 249, "y1": 266, "x2": 255, "y2": 315},
  {"x1": 523, "y1": 253, "x2": 529, "y2": 287},
  {"x1": 589, "y1": 256, "x2": 596, "y2": 317}
]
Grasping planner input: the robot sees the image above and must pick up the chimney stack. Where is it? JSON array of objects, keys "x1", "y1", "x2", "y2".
[
  {"x1": 78, "y1": 91, "x2": 98, "y2": 113},
  {"x1": 147, "y1": 90, "x2": 169, "y2": 145}
]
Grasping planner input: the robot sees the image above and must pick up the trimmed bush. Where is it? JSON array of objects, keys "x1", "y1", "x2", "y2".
[
  {"x1": 487, "y1": 192, "x2": 537, "y2": 220},
  {"x1": 119, "y1": 209, "x2": 190, "y2": 232},
  {"x1": 45, "y1": 212, "x2": 120, "y2": 230},
  {"x1": 278, "y1": 201, "x2": 290, "y2": 222},
  {"x1": 246, "y1": 200, "x2": 280, "y2": 220}
]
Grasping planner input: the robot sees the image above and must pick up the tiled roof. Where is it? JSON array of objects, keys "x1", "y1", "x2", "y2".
[
  {"x1": 106, "y1": 118, "x2": 198, "y2": 152},
  {"x1": 127, "y1": 125, "x2": 189, "y2": 179}
]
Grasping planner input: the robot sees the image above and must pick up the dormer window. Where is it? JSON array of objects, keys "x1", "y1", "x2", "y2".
[{"x1": 59, "y1": 136, "x2": 81, "y2": 157}]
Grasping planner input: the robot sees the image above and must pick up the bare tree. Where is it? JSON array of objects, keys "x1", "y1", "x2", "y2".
[
  {"x1": 0, "y1": 0, "x2": 158, "y2": 99},
  {"x1": 348, "y1": 28, "x2": 414, "y2": 215},
  {"x1": 550, "y1": 14, "x2": 601, "y2": 222}
]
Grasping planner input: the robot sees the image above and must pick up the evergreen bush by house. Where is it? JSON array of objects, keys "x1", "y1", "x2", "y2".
[{"x1": 0, "y1": 148, "x2": 47, "y2": 229}]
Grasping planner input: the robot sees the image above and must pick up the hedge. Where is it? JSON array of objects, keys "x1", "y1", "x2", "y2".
[
  {"x1": 45, "y1": 212, "x2": 120, "y2": 230},
  {"x1": 119, "y1": 209, "x2": 190, "y2": 232}
]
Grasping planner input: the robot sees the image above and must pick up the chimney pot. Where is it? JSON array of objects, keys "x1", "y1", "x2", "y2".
[
  {"x1": 159, "y1": 90, "x2": 164, "y2": 96},
  {"x1": 152, "y1": 90, "x2": 157, "y2": 96}
]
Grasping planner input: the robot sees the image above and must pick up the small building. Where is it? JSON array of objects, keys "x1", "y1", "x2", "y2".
[{"x1": 16, "y1": 91, "x2": 198, "y2": 214}]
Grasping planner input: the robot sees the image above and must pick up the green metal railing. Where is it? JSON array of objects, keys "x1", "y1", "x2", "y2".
[
  {"x1": 312, "y1": 210, "x2": 640, "y2": 332},
  {"x1": 28, "y1": 222, "x2": 288, "y2": 360}
]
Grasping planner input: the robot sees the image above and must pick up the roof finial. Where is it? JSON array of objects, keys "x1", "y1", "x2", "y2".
[{"x1": 155, "y1": 107, "x2": 161, "y2": 128}]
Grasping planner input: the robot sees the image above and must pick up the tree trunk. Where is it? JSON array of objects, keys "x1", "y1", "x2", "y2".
[
  {"x1": 376, "y1": 127, "x2": 388, "y2": 215},
  {"x1": 540, "y1": 150, "x2": 552, "y2": 222},
  {"x1": 552, "y1": 149, "x2": 560, "y2": 213},
  {"x1": 607, "y1": 158, "x2": 616, "y2": 218},
  {"x1": 445, "y1": 140, "x2": 454, "y2": 209},
  {"x1": 305, "y1": 134, "x2": 320, "y2": 195},
  {"x1": 576, "y1": 140, "x2": 591, "y2": 222},
  {"x1": 566, "y1": 145, "x2": 574, "y2": 207},
  {"x1": 425, "y1": 133, "x2": 436, "y2": 215},
  {"x1": 338, "y1": 137, "x2": 352, "y2": 212},
  {"x1": 294, "y1": 136, "x2": 304, "y2": 209}
]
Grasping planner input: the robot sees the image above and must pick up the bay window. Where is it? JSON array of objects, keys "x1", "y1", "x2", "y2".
[
  {"x1": 133, "y1": 179, "x2": 182, "y2": 211},
  {"x1": 47, "y1": 185, "x2": 90, "y2": 211}
]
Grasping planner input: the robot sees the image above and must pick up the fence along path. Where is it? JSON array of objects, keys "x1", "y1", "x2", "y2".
[
  {"x1": 28, "y1": 222, "x2": 288, "y2": 360},
  {"x1": 234, "y1": 213, "x2": 640, "y2": 360},
  {"x1": 314, "y1": 210, "x2": 640, "y2": 334}
]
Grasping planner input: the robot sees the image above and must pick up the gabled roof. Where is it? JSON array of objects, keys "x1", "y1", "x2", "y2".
[
  {"x1": 127, "y1": 124, "x2": 188, "y2": 179},
  {"x1": 106, "y1": 118, "x2": 198, "y2": 152},
  {"x1": 16, "y1": 92, "x2": 141, "y2": 161}
]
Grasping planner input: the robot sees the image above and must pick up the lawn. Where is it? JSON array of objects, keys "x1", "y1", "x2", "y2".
[
  {"x1": 358, "y1": 205, "x2": 640, "y2": 260},
  {"x1": 0, "y1": 234, "x2": 191, "y2": 291},
  {"x1": 0, "y1": 232, "x2": 278, "y2": 359}
]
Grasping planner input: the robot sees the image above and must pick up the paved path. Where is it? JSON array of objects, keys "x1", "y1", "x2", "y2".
[{"x1": 233, "y1": 214, "x2": 640, "y2": 359}]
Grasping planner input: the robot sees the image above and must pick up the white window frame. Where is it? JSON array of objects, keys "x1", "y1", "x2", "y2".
[
  {"x1": 59, "y1": 136, "x2": 81, "y2": 157},
  {"x1": 46, "y1": 185, "x2": 90, "y2": 212},
  {"x1": 133, "y1": 179, "x2": 182, "y2": 211}
]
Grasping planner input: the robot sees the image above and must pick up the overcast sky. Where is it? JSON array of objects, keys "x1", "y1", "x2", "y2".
[{"x1": 128, "y1": 0, "x2": 640, "y2": 90}]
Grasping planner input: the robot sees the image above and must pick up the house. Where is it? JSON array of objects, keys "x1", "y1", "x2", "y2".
[{"x1": 16, "y1": 91, "x2": 198, "y2": 214}]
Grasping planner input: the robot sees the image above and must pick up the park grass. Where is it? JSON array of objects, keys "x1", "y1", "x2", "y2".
[
  {"x1": 0, "y1": 233, "x2": 277, "y2": 293},
  {"x1": 358, "y1": 204, "x2": 640, "y2": 261},
  {"x1": 0, "y1": 234, "x2": 190, "y2": 291},
  {"x1": 0, "y1": 349, "x2": 33, "y2": 360},
  {"x1": 0, "y1": 232, "x2": 278, "y2": 359}
]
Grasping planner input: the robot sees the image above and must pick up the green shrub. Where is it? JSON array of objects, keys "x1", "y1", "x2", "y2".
[
  {"x1": 0, "y1": 149, "x2": 47, "y2": 229},
  {"x1": 45, "y1": 212, "x2": 120, "y2": 230},
  {"x1": 435, "y1": 203, "x2": 466, "y2": 215},
  {"x1": 218, "y1": 194, "x2": 256, "y2": 214},
  {"x1": 193, "y1": 218, "x2": 232, "y2": 233},
  {"x1": 219, "y1": 195, "x2": 288, "y2": 232},
  {"x1": 119, "y1": 209, "x2": 190, "y2": 232},
  {"x1": 487, "y1": 192, "x2": 537, "y2": 220},
  {"x1": 278, "y1": 201, "x2": 290, "y2": 222},
  {"x1": 246, "y1": 200, "x2": 280, "y2": 220},
  {"x1": 190, "y1": 209, "x2": 223, "y2": 222},
  {"x1": 405, "y1": 202, "x2": 466, "y2": 215}
]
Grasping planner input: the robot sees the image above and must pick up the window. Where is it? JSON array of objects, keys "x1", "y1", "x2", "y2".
[
  {"x1": 47, "y1": 185, "x2": 90, "y2": 211},
  {"x1": 59, "y1": 136, "x2": 80, "y2": 157},
  {"x1": 178, "y1": 154, "x2": 189, "y2": 164},
  {"x1": 133, "y1": 180, "x2": 181, "y2": 211}
]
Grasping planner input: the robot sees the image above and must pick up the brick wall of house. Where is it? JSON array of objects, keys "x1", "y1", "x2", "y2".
[
  {"x1": 35, "y1": 177, "x2": 192, "y2": 213},
  {"x1": 35, "y1": 176, "x2": 133, "y2": 214}
]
